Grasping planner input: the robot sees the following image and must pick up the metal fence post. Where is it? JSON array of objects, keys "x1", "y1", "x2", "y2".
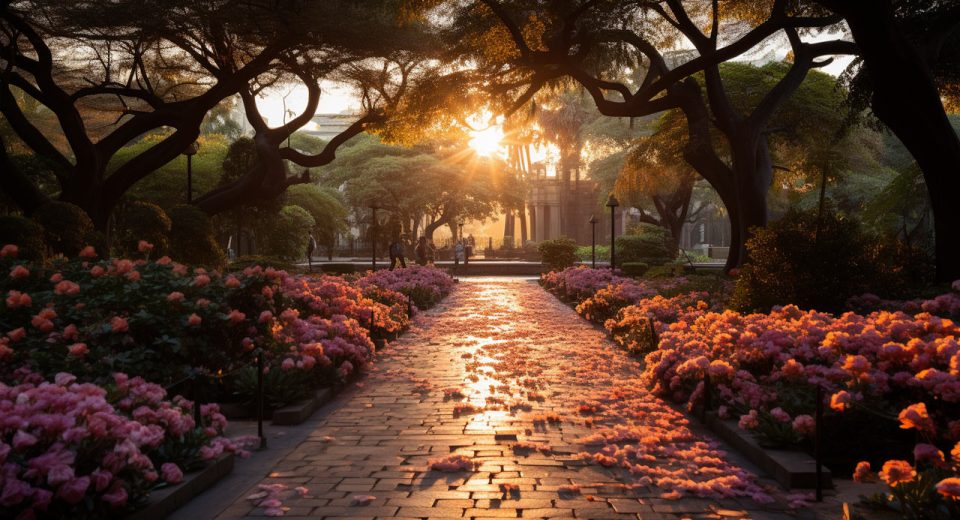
[
  {"x1": 815, "y1": 385, "x2": 823, "y2": 502},
  {"x1": 257, "y1": 351, "x2": 267, "y2": 449}
]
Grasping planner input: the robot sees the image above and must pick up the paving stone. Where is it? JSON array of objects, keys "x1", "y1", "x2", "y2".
[{"x1": 214, "y1": 280, "x2": 796, "y2": 520}]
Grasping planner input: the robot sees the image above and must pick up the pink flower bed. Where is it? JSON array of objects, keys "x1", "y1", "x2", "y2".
[
  {"x1": 0, "y1": 371, "x2": 248, "y2": 519},
  {"x1": 354, "y1": 266, "x2": 454, "y2": 309},
  {"x1": 544, "y1": 265, "x2": 960, "y2": 515}
]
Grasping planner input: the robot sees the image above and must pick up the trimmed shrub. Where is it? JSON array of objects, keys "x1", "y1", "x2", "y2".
[
  {"x1": 30, "y1": 201, "x2": 94, "y2": 257},
  {"x1": 620, "y1": 262, "x2": 649, "y2": 277},
  {"x1": 117, "y1": 201, "x2": 171, "y2": 257},
  {"x1": 227, "y1": 255, "x2": 296, "y2": 272},
  {"x1": 257, "y1": 205, "x2": 315, "y2": 261},
  {"x1": 538, "y1": 237, "x2": 579, "y2": 270},
  {"x1": 731, "y1": 208, "x2": 879, "y2": 313},
  {"x1": 168, "y1": 205, "x2": 226, "y2": 268},
  {"x1": 0, "y1": 215, "x2": 46, "y2": 261}
]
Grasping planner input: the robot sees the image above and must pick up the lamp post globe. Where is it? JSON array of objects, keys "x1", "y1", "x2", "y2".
[{"x1": 606, "y1": 194, "x2": 620, "y2": 269}]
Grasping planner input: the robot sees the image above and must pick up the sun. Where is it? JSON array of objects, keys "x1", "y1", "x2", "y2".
[{"x1": 468, "y1": 124, "x2": 505, "y2": 156}]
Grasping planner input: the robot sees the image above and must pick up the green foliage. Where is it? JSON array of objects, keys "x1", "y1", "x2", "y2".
[
  {"x1": 731, "y1": 208, "x2": 879, "y2": 313},
  {"x1": 231, "y1": 365, "x2": 314, "y2": 411},
  {"x1": 30, "y1": 201, "x2": 94, "y2": 257},
  {"x1": 256, "y1": 205, "x2": 315, "y2": 261},
  {"x1": 616, "y1": 223, "x2": 673, "y2": 266},
  {"x1": 226, "y1": 255, "x2": 297, "y2": 272},
  {"x1": 620, "y1": 262, "x2": 649, "y2": 277},
  {"x1": 0, "y1": 215, "x2": 46, "y2": 261},
  {"x1": 117, "y1": 201, "x2": 171, "y2": 257},
  {"x1": 576, "y1": 245, "x2": 610, "y2": 262},
  {"x1": 168, "y1": 205, "x2": 226, "y2": 268},
  {"x1": 285, "y1": 184, "x2": 348, "y2": 249},
  {"x1": 122, "y1": 134, "x2": 230, "y2": 210},
  {"x1": 537, "y1": 237, "x2": 578, "y2": 270}
]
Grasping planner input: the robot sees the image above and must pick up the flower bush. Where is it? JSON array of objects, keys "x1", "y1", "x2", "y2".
[
  {"x1": 0, "y1": 371, "x2": 246, "y2": 519},
  {"x1": 543, "y1": 265, "x2": 960, "y2": 518},
  {"x1": 354, "y1": 266, "x2": 454, "y2": 310}
]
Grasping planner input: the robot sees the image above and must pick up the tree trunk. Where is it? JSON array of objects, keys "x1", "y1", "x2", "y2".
[{"x1": 831, "y1": 0, "x2": 960, "y2": 281}]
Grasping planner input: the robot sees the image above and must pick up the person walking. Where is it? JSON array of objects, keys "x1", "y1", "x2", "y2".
[
  {"x1": 454, "y1": 240, "x2": 464, "y2": 270},
  {"x1": 415, "y1": 236, "x2": 428, "y2": 266},
  {"x1": 389, "y1": 237, "x2": 407, "y2": 270}
]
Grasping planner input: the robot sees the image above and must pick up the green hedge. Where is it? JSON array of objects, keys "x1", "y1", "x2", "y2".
[{"x1": 538, "y1": 237, "x2": 579, "y2": 270}]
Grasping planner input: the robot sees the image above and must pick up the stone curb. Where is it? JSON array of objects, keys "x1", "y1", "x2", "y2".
[
  {"x1": 704, "y1": 412, "x2": 832, "y2": 490},
  {"x1": 127, "y1": 453, "x2": 235, "y2": 520},
  {"x1": 271, "y1": 387, "x2": 335, "y2": 426}
]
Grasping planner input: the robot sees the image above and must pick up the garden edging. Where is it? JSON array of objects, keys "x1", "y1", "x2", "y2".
[
  {"x1": 703, "y1": 412, "x2": 832, "y2": 490},
  {"x1": 127, "y1": 453, "x2": 235, "y2": 520}
]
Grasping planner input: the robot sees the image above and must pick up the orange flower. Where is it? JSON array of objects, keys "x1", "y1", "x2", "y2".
[
  {"x1": 898, "y1": 402, "x2": 935, "y2": 433},
  {"x1": 936, "y1": 477, "x2": 960, "y2": 500},
  {"x1": 879, "y1": 460, "x2": 916, "y2": 487}
]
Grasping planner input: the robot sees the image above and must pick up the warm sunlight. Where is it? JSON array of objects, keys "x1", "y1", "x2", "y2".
[{"x1": 468, "y1": 124, "x2": 505, "y2": 157}]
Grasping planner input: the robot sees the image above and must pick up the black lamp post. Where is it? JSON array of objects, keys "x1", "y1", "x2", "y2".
[
  {"x1": 588, "y1": 215, "x2": 598, "y2": 268},
  {"x1": 183, "y1": 141, "x2": 200, "y2": 203},
  {"x1": 607, "y1": 194, "x2": 620, "y2": 269},
  {"x1": 458, "y1": 220, "x2": 465, "y2": 242},
  {"x1": 370, "y1": 205, "x2": 379, "y2": 271}
]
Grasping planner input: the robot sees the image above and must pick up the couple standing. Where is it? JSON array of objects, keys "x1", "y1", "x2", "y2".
[{"x1": 388, "y1": 235, "x2": 433, "y2": 270}]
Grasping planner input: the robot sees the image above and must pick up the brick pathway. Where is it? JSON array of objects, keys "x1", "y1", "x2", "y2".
[{"x1": 217, "y1": 278, "x2": 802, "y2": 519}]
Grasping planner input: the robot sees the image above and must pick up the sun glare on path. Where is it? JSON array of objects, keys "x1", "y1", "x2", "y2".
[{"x1": 468, "y1": 124, "x2": 505, "y2": 157}]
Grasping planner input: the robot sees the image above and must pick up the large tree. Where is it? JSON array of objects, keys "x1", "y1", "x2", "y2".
[
  {"x1": 322, "y1": 135, "x2": 524, "y2": 241},
  {"x1": 0, "y1": 0, "x2": 432, "y2": 228},
  {"x1": 408, "y1": 0, "x2": 854, "y2": 269}
]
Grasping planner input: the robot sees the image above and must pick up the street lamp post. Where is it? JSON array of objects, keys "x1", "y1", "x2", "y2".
[
  {"x1": 370, "y1": 205, "x2": 379, "y2": 271},
  {"x1": 458, "y1": 221, "x2": 465, "y2": 242},
  {"x1": 607, "y1": 194, "x2": 620, "y2": 269},
  {"x1": 183, "y1": 141, "x2": 200, "y2": 203},
  {"x1": 588, "y1": 215, "x2": 598, "y2": 268}
]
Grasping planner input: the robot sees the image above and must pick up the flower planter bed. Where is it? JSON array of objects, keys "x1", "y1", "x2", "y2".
[
  {"x1": 0, "y1": 243, "x2": 456, "y2": 519},
  {"x1": 271, "y1": 387, "x2": 335, "y2": 426},
  {"x1": 540, "y1": 266, "x2": 960, "y2": 515},
  {"x1": 704, "y1": 412, "x2": 831, "y2": 490},
  {"x1": 126, "y1": 454, "x2": 234, "y2": 520}
]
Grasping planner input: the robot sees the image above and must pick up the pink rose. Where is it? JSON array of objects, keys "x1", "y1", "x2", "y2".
[
  {"x1": 0, "y1": 244, "x2": 19, "y2": 257},
  {"x1": 114, "y1": 259, "x2": 134, "y2": 275},
  {"x1": 57, "y1": 476, "x2": 91, "y2": 504},
  {"x1": 7, "y1": 327, "x2": 26, "y2": 342},
  {"x1": 161, "y1": 463, "x2": 183, "y2": 484},
  {"x1": 137, "y1": 240, "x2": 154, "y2": 253},
  {"x1": 281, "y1": 358, "x2": 295, "y2": 370},
  {"x1": 156, "y1": 255, "x2": 172, "y2": 265},
  {"x1": 193, "y1": 274, "x2": 211, "y2": 287},
  {"x1": 47, "y1": 465, "x2": 75, "y2": 486},
  {"x1": 78, "y1": 245, "x2": 97, "y2": 258},
  {"x1": 68, "y1": 343, "x2": 89, "y2": 357},
  {"x1": 110, "y1": 316, "x2": 129, "y2": 333},
  {"x1": 228, "y1": 309, "x2": 246, "y2": 324},
  {"x1": 9, "y1": 265, "x2": 29, "y2": 279},
  {"x1": 90, "y1": 265, "x2": 106, "y2": 277},
  {"x1": 126, "y1": 270, "x2": 141, "y2": 282},
  {"x1": 792, "y1": 415, "x2": 815, "y2": 436},
  {"x1": 167, "y1": 291, "x2": 185, "y2": 302},
  {"x1": 101, "y1": 482, "x2": 128, "y2": 507},
  {"x1": 187, "y1": 314, "x2": 202, "y2": 327},
  {"x1": 91, "y1": 469, "x2": 113, "y2": 492},
  {"x1": 225, "y1": 276, "x2": 241, "y2": 288}
]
